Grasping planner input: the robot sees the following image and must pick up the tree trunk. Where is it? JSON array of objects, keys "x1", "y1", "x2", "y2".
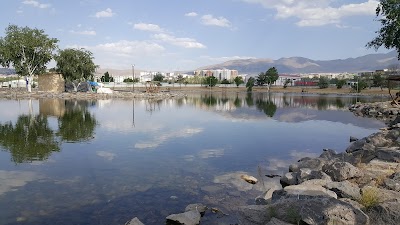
[{"x1": 26, "y1": 76, "x2": 32, "y2": 92}]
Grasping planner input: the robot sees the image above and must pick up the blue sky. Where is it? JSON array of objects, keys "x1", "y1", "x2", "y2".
[{"x1": 0, "y1": 0, "x2": 389, "y2": 71}]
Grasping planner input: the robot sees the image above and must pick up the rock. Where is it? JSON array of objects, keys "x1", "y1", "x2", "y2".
[
  {"x1": 240, "y1": 174, "x2": 258, "y2": 184},
  {"x1": 280, "y1": 172, "x2": 297, "y2": 187},
  {"x1": 350, "y1": 136, "x2": 359, "y2": 142},
  {"x1": 322, "y1": 162, "x2": 363, "y2": 182},
  {"x1": 324, "y1": 180, "x2": 361, "y2": 199},
  {"x1": 319, "y1": 148, "x2": 337, "y2": 160},
  {"x1": 375, "y1": 147, "x2": 400, "y2": 162},
  {"x1": 297, "y1": 168, "x2": 332, "y2": 184},
  {"x1": 238, "y1": 198, "x2": 369, "y2": 225},
  {"x1": 185, "y1": 203, "x2": 207, "y2": 216},
  {"x1": 279, "y1": 183, "x2": 337, "y2": 200},
  {"x1": 256, "y1": 186, "x2": 282, "y2": 205},
  {"x1": 265, "y1": 217, "x2": 295, "y2": 225},
  {"x1": 166, "y1": 210, "x2": 201, "y2": 225},
  {"x1": 384, "y1": 178, "x2": 400, "y2": 191},
  {"x1": 367, "y1": 201, "x2": 400, "y2": 225},
  {"x1": 289, "y1": 157, "x2": 326, "y2": 173},
  {"x1": 125, "y1": 217, "x2": 145, "y2": 225}
]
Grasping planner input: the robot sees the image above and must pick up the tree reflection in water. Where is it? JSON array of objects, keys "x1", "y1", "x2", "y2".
[
  {"x1": 0, "y1": 114, "x2": 60, "y2": 164},
  {"x1": 57, "y1": 100, "x2": 98, "y2": 142},
  {"x1": 255, "y1": 94, "x2": 277, "y2": 117},
  {"x1": 0, "y1": 100, "x2": 98, "y2": 164}
]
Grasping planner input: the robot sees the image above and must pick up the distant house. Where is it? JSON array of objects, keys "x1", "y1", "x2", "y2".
[{"x1": 276, "y1": 74, "x2": 301, "y2": 86}]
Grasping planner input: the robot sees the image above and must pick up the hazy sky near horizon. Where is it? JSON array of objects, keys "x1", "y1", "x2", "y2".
[{"x1": 0, "y1": 0, "x2": 390, "y2": 71}]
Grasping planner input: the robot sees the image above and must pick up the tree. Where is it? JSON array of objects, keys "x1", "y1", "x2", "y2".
[
  {"x1": 55, "y1": 48, "x2": 97, "y2": 83},
  {"x1": 336, "y1": 79, "x2": 346, "y2": 89},
  {"x1": 352, "y1": 79, "x2": 368, "y2": 93},
  {"x1": 101, "y1": 71, "x2": 114, "y2": 82},
  {"x1": 372, "y1": 72, "x2": 386, "y2": 90},
  {"x1": 318, "y1": 76, "x2": 329, "y2": 89},
  {"x1": 153, "y1": 73, "x2": 164, "y2": 82},
  {"x1": 367, "y1": 1, "x2": 400, "y2": 59},
  {"x1": 265, "y1": 67, "x2": 279, "y2": 91},
  {"x1": 246, "y1": 77, "x2": 255, "y2": 92},
  {"x1": 256, "y1": 72, "x2": 266, "y2": 86},
  {"x1": 221, "y1": 78, "x2": 230, "y2": 84},
  {"x1": 234, "y1": 76, "x2": 244, "y2": 87},
  {"x1": 0, "y1": 24, "x2": 59, "y2": 92},
  {"x1": 205, "y1": 76, "x2": 218, "y2": 87},
  {"x1": 176, "y1": 74, "x2": 184, "y2": 88},
  {"x1": 283, "y1": 79, "x2": 291, "y2": 88}
]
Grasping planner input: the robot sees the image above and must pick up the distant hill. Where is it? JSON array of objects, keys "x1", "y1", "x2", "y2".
[
  {"x1": 0, "y1": 68, "x2": 16, "y2": 75},
  {"x1": 197, "y1": 51, "x2": 400, "y2": 74}
]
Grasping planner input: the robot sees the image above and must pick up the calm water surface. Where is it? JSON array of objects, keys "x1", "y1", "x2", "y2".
[{"x1": 0, "y1": 92, "x2": 387, "y2": 225}]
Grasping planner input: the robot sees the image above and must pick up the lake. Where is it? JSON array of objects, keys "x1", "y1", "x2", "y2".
[{"x1": 0, "y1": 92, "x2": 387, "y2": 225}]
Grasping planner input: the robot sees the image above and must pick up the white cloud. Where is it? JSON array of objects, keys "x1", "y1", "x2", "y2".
[
  {"x1": 201, "y1": 14, "x2": 232, "y2": 27},
  {"x1": 22, "y1": 0, "x2": 50, "y2": 9},
  {"x1": 67, "y1": 40, "x2": 166, "y2": 69},
  {"x1": 153, "y1": 33, "x2": 206, "y2": 49},
  {"x1": 95, "y1": 8, "x2": 115, "y2": 18},
  {"x1": 134, "y1": 23, "x2": 164, "y2": 33},
  {"x1": 185, "y1": 12, "x2": 198, "y2": 17},
  {"x1": 70, "y1": 30, "x2": 96, "y2": 36},
  {"x1": 135, "y1": 127, "x2": 203, "y2": 149},
  {"x1": 240, "y1": 0, "x2": 378, "y2": 27}
]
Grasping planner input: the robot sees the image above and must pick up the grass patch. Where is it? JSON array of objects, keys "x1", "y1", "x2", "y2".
[{"x1": 358, "y1": 187, "x2": 381, "y2": 209}]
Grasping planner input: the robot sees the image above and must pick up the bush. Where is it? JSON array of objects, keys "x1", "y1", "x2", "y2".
[
  {"x1": 318, "y1": 77, "x2": 329, "y2": 89},
  {"x1": 358, "y1": 187, "x2": 381, "y2": 209}
]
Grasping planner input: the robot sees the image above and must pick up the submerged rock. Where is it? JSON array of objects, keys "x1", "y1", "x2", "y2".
[
  {"x1": 240, "y1": 174, "x2": 258, "y2": 184},
  {"x1": 166, "y1": 210, "x2": 201, "y2": 225},
  {"x1": 125, "y1": 217, "x2": 145, "y2": 225}
]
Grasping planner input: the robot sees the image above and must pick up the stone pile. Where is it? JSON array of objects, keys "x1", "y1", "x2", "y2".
[
  {"x1": 349, "y1": 101, "x2": 400, "y2": 122},
  {"x1": 238, "y1": 120, "x2": 400, "y2": 225}
]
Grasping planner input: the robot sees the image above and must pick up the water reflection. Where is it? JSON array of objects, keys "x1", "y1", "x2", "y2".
[
  {"x1": 0, "y1": 99, "x2": 98, "y2": 163},
  {"x1": 57, "y1": 101, "x2": 97, "y2": 142},
  {"x1": 0, "y1": 114, "x2": 60, "y2": 163}
]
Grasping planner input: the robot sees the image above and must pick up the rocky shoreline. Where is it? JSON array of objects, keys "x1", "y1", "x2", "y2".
[{"x1": 0, "y1": 89, "x2": 187, "y2": 100}]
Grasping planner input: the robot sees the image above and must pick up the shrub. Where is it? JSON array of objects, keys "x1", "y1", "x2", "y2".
[{"x1": 358, "y1": 187, "x2": 381, "y2": 209}]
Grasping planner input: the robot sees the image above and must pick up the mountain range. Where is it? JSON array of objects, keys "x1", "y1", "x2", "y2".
[{"x1": 198, "y1": 51, "x2": 400, "y2": 74}]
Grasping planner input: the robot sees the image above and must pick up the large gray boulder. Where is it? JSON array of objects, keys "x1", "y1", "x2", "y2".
[
  {"x1": 238, "y1": 198, "x2": 369, "y2": 225},
  {"x1": 289, "y1": 157, "x2": 327, "y2": 172},
  {"x1": 166, "y1": 210, "x2": 201, "y2": 225},
  {"x1": 324, "y1": 180, "x2": 361, "y2": 199},
  {"x1": 297, "y1": 168, "x2": 332, "y2": 184},
  {"x1": 284, "y1": 184, "x2": 338, "y2": 199},
  {"x1": 375, "y1": 147, "x2": 400, "y2": 163},
  {"x1": 280, "y1": 172, "x2": 297, "y2": 187},
  {"x1": 322, "y1": 162, "x2": 363, "y2": 182}
]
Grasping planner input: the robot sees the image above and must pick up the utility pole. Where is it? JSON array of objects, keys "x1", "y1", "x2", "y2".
[{"x1": 132, "y1": 64, "x2": 135, "y2": 92}]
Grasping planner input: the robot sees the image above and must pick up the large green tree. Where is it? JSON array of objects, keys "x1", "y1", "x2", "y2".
[
  {"x1": 234, "y1": 76, "x2": 244, "y2": 87},
  {"x1": 256, "y1": 72, "x2": 267, "y2": 86},
  {"x1": 0, "y1": 25, "x2": 59, "y2": 92},
  {"x1": 265, "y1": 67, "x2": 279, "y2": 91},
  {"x1": 153, "y1": 73, "x2": 164, "y2": 82},
  {"x1": 204, "y1": 76, "x2": 218, "y2": 88},
  {"x1": 55, "y1": 48, "x2": 97, "y2": 82},
  {"x1": 367, "y1": 0, "x2": 400, "y2": 58}
]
